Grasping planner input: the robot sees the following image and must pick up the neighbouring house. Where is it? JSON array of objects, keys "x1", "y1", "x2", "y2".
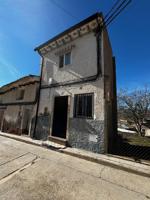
[
  {"x1": 34, "y1": 13, "x2": 117, "y2": 154},
  {"x1": 0, "y1": 75, "x2": 40, "y2": 136}
]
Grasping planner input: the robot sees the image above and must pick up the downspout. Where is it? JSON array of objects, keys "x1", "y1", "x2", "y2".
[{"x1": 33, "y1": 54, "x2": 44, "y2": 138}]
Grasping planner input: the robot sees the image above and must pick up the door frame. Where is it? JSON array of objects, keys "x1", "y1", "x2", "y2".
[{"x1": 50, "y1": 95, "x2": 70, "y2": 140}]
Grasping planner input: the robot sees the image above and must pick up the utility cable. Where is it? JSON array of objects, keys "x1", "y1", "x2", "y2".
[{"x1": 50, "y1": 0, "x2": 79, "y2": 20}]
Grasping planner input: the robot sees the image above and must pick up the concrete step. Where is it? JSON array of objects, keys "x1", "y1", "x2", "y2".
[{"x1": 48, "y1": 135, "x2": 67, "y2": 146}]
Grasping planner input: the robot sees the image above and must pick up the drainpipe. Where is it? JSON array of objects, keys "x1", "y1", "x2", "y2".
[{"x1": 33, "y1": 54, "x2": 44, "y2": 138}]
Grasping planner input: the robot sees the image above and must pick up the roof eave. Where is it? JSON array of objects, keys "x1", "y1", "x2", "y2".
[{"x1": 34, "y1": 12, "x2": 103, "y2": 52}]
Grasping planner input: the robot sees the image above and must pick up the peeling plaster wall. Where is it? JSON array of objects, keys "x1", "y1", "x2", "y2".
[
  {"x1": 2, "y1": 105, "x2": 36, "y2": 135},
  {"x1": 37, "y1": 78, "x2": 105, "y2": 152},
  {"x1": 0, "y1": 82, "x2": 39, "y2": 136},
  {"x1": 36, "y1": 29, "x2": 115, "y2": 154},
  {"x1": 42, "y1": 32, "x2": 97, "y2": 85},
  {"x1": 2, "y1": 105, "x2": 22, "y2": 134}
]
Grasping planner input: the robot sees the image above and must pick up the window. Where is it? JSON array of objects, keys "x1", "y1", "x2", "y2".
[
  {"x1": 59, "y1": 52, "x2": 71, "y2": 68},
  {"x1": 16, "y1": 89, "x2": 25, "y2": 100},
  {"x1": 64, "y1": 52, "x2": 71, "y2": 65},
  {"x1": 74, "y1": 93, "x2": 93, "y2": 118}
]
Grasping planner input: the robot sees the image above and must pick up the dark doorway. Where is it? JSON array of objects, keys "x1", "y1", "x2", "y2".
[{"x1": 52, "y1": 96, "x2": 68, "y2": 139}]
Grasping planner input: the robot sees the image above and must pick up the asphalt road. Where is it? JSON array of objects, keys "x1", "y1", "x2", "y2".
[{"x1": 0, "y1": 135, "x2": 149, "y2": 200}]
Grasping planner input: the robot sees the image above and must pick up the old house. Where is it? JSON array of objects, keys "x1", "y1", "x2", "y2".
[
  {"x1": 0, "y1": 75, "x2": 39, "y2": 136},
  {"x1": 34, "y1": 13, "x2": 117, "y2": 154}
]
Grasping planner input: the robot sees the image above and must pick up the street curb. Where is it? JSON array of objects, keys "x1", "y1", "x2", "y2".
[
  {"x1": 58, "y1": 149, "x2": 150, "y2": 178},
  {"x1": 0, "y1": 133, "x2": 150, "y2": 178},
  {"x1": 0, "y1": 133, "x2": 43, "y2": 147}
]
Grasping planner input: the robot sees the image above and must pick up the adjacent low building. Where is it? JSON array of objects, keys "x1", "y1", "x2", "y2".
[
  {"x1": 0, "y1": 75, "x2": 39, "y2": 136},
  {"x1": 34, "y1": 13, "x2": 117, "y2": 154}
]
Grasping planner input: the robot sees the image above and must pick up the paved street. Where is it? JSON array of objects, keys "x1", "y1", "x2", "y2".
[{"x1": 0, "y1": 135, "x2": 149, "y2": 200}]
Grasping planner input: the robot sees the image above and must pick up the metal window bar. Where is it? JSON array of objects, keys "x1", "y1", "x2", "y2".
[{"x1": 74, "y1": 93, "x2": 93, "y2": 119}]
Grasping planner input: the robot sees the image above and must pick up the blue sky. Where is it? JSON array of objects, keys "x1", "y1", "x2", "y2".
[{"x1": 0, "y1": 0, "x2": 149, "y2": 90}]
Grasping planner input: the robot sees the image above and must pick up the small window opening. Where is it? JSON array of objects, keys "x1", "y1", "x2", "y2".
[
  {"x1": 59, "y1": 52, "x2": 71, "y2": 68},
  {"x1": 65, "y1": 52, "x2": 71, "y2": 65},
  {"x1": 16, "y1": 89, "x2": 25, "y2": 100}
]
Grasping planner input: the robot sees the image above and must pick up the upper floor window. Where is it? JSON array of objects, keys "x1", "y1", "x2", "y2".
[
  {"x1": 74, "y1": 93, "x2": 94, "y2": 119},
  {"x1": 16, "y1": 89, "x2": 25, "y2": 100},
  {"x1": 59, "y1": 52, "x2": 71, "y2": 68}
]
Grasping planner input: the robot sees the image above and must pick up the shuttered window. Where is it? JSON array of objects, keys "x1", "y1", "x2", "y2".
[{"x1": 74, "y1": 93, "x2": 93, "y2": 118}]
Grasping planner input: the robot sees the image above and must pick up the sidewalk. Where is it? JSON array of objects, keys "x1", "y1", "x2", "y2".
[{"x1": 0, "y1": 131, "x2": 150, "y2": 178}]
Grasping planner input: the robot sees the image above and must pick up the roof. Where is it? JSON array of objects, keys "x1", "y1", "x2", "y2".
[
  {"x1": 34, "y1": 12, "x2": 102, "y2": 52},
  {"x1": 0, "y1": 75, "x2": 40, "y2": 94}
]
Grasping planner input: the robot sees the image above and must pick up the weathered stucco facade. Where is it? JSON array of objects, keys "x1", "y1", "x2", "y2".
[
  {"x1": 0, "y1": 75, "x2": 39, "y2": 136},
  {"x1": 34, "y1": 13, "x2": 117, "y2": 154}
]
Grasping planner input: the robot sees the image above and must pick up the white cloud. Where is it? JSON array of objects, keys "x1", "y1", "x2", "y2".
[{"x1": 0, "y1": 57, "x2": 21, "y2": 78}]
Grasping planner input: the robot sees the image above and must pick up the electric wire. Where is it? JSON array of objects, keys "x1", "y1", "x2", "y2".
[
  {"x1": 104, "y1": 0, "x2": 132, "y2": 27},
  {"x1": 49, "y1": 0, "x2": 132, "y2": 30},
  {"x1": 50, "y1": 0, "x2": 79, "y2": 20},
  {"x1": 105, "y1": 0, "x2": 131, "y2": 27},
  {"x1": 104, "y1": 0, "x2": 125, "y2": 19}
]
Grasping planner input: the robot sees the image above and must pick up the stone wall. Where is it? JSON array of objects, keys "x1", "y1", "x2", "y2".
[
  {"x1": 34, "y1": 111, "x2": 51, "y2": 140},
  {"x1": 68, "y1": 118, "x2": 104, "y2": 153}
]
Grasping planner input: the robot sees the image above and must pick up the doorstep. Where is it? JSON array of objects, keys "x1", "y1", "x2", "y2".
[
  {"x1": 48, "y1": 135, "x2": 67, "y2": 146},
  {"x1": 0, "y1": 131, "x2": 150, "y2": 178}
]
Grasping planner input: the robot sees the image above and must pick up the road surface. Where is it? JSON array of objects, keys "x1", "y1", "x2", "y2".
[{"x1": 0, "y1": 135, "x2": 149, "y2": 200}]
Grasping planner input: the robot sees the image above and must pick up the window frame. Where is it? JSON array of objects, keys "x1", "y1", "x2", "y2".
[
  {"x1": 74, "y1": 93, "x2": 94, "y2": 119},
  {"x1": 64, "y1": 51, "x2": 71, "y2": 66},
  {"x1": 59, "y1": 51, "x2": 72, "y2": 68}
]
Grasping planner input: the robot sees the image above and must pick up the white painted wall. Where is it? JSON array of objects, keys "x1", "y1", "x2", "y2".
[
  {"x1": 42, "y1": 32, "x2": 97, "y2": 85},
  {"x1": 38, "y1": 79, "x2": 104, "y2": 120}
]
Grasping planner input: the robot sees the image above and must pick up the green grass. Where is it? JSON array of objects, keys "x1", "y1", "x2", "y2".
[{"x1": 125, "y1": 135, "x2": 150, "y2": 147}]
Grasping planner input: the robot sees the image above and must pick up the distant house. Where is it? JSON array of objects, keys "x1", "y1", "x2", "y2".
[
  {"x1": 142, "y1": 120, "x2": 150, "y2": 137},
  {"x1": 34, "y1": 13, "x2": 117, "y2": 154},
  {"x1": 0, "y1": 75, "x2": 39, "y2": 136}
]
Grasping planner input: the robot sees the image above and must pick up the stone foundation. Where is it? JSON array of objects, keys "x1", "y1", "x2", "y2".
[{"x1": 68, "y1": 118, "x2": 104, "y2": 153}]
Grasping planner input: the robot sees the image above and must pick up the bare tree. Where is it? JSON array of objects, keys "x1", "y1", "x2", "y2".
[{"x1": 118, "y1": 87, "x2": 150, "y2": 136}]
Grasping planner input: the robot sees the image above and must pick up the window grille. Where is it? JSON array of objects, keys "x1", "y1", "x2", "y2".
[{"x1": 74, "y1": 93, "x2": 93, "y2": 118}]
